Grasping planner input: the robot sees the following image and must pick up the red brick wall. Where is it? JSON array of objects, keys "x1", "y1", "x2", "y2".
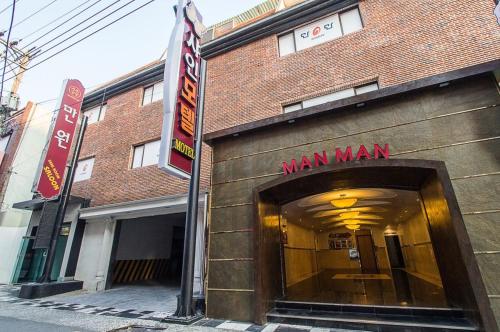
[
  {"x1": 71, "y1": 86, "x2": 211, "y2": 207},
  {"x1": 204, "y1": 0, "x2": 500, "y2": 132},
  {"x1": 73, "y1": 0, "x2": 499, "y2": 207},
  {"x1": 0, "y1": 102, "x2": 33, "y2": 205}
]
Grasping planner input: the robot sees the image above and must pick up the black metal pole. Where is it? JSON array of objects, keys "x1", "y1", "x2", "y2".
[
  {"x1": 175, "y1": 59, "x2": 207, "y2": 317},
  {"x1": 39, "y1": 116, "x2": 88, "y2": 283}
]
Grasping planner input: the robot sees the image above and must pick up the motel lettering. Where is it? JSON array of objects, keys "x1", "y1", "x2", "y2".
[{"x1": 282, "y1": 144, "x2": 389, "y2": 176}]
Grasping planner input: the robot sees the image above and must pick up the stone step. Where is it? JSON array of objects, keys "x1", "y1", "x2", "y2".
[{"x1": 268, "y1": 301, "x2": 479, "y2": 332}]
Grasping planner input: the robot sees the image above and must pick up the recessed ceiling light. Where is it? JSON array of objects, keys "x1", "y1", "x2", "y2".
[
  {"x1": 331, "y1": 198, "x2": 357, "y2": 208},
  {"x1": 346, "y1": 224, "x2": 360, "y2": 230}
]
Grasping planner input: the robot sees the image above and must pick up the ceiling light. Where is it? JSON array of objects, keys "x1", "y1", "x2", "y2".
[
  {"x1": 313, "y1": 207, "x2": 387, "y2": 218},
  {"x1": 330, "y1": 214, "x2": 383, "y2": 221},
  {"x1": 343, "y1": 219, "x2": 360, "y2": 225},
  {"x1": 340, "y1": 211, "x2": 360, "y2": 219},
  {"x1": 331, "y1": 198, "x2": 357, "y2": 208},
  {"x1": 346, "y1": 224, "x2": 360, "y2": 230}
]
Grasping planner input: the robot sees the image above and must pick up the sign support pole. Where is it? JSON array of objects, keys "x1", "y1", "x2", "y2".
[
  {"x1": 175, "y1": 59, "x2": 207, "y2": 317},
  {"x1": 39, "y1": 116, "x2": 88, "y2": 283}
]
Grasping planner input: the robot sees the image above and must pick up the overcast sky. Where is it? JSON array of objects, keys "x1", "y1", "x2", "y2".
[{"x1": 0, "y1": 0, "x2": 264, "y2": 107}]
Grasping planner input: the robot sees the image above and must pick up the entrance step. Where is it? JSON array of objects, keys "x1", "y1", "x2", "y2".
[{"x1": 267, "y1": 300, "x2": 479, "y2": 331}]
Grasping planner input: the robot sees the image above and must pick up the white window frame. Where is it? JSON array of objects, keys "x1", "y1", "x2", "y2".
[
  {"x1": 283, "y1": 102, "x2": 303, "y2": 113},
  {"x1": 131, "y1": 140, "x2": 161, "y2": 168},
  {"x1": 73, "y1": 157, "x2": 95, "y2": 182},
  {"x1": 278, "y1": 32, "x2": 296, "y2": 57},
  {"x1": 354, "y1": 82, "x2": 379, "y2": 95},
  {"x1": 282, "y1": 82, "x2": 379, "y2": 113},
  {"x1": 142, "y1": 81, "x2": 164, "y2": 106},
  {"x1": 84, "y1": 104, "x2": 107, "y2": 124},
  {"x1": 277, "y1": 6, "x2": 363, "y2": 57}
]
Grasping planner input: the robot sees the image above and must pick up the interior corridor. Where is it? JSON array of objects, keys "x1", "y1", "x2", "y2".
[{"x1": 280, "y1": 188, "x2": 448, "y2": 307}]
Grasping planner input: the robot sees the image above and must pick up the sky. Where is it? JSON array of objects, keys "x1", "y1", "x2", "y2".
[{"x1": 0, "y1": 0, "x2": 265, "y2": 107}]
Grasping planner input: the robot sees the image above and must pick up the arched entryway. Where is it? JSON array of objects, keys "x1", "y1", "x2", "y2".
[{"x1": 253, "y1": 159, "x2": 495, "y2": 331}]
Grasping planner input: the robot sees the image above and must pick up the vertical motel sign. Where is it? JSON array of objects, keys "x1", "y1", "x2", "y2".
[
  {"x1": 35, "y1": 79, "x2": 85, "y2": 199},
  {"x1": 159, "y1": 0, "x2": 203, "y2": 179}
]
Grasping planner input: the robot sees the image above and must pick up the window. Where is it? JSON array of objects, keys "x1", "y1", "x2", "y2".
[
  {"x1": 339, "y1": 7, "x2": 363, "y2": 35},
  {"x1": 302, "y1": 88, "x2": 356, "y2": 108},
  {"x1": 74, "y1": 158, "x2": 95, "y2": 182},
  {"x1": 84, "y1": 104, "x2": 107, "y2": 124},
  {"x1": 282, "y1": 82, "x2": 379, "y2": 113},
  {"x1": 0, "y1": 134, "x2": 11, "y2": 165},
  {"x1": 0, "y1": 134, "x2": 11, "y2": 152},
  {"x1": 354, "y1": 82, "x2": 379, "y2": 95},
  {"x1": 142, "y1": 81, "x2": 163, "y2": 106},
  {"x1": 132, "y1": 140, "x2": 160, "y2": 168},
  {"x1": 278, "y1": 32, "x2": 295, "y2": 57},
  {"x1": 283, "y1": 102, "x2": 303, "y2": 113},
  {"x1": 278, "y1": 7, "x2": 363, "y2": 56}
]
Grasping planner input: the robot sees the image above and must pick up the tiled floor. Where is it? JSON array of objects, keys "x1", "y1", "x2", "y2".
[
  {"x1": 0, "y1": 283, "x2": 177, "y2": 321},
  {"x1": 47, "y1": 282, "x2": 179, "y2": 313},
  {"x1": 0, "y1": 284, "x2": 366, "y2": 331},
  {"x1": 285, "y1": 269, "x2": 447, "y2": 307}
]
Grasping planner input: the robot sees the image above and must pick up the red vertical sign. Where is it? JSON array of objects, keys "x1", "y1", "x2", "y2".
[
  {"x1": 159, "y1": 0, "x2": 203, "y2": 179},
  {"x1": 168, "y1": 14, "x2": 201, "y2": 176},
  {"x1": 36, "y1": 79, "x2": 85, "y2": 199}
]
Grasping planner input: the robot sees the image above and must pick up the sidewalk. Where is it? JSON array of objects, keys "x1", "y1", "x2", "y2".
[{"x1": 0, "y1": 285, "x2": 363, "y2": 332}]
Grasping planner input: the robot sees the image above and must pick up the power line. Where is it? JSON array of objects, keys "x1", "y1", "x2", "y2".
[
  {"x1": 1, "y1": 0, "x2": 155, "y2": 88},
  {"x1": 30, "y1": 0, "x2": 138, "y2": 62},
  {"x1": 0, "y1": 0, "x2": 16, "y2": 104},
  {"x1": 22, "y1": 0, "x2": 123, "y2": 55},
  {"x1": 20, "y1": 0, "x2": 104, "y2": 49},
  {"x1": 0, "y1": 0, "x2": 19, "y2": 16},
  {"x1": 1, "y1": 0, "x2": 124, "y2": 78},
  {"x1": 12, "y1": 0, "x2": 59, "y2": 29},
  {"x1": 2, "y1": 0, "x2": 156, "y2": 84}
]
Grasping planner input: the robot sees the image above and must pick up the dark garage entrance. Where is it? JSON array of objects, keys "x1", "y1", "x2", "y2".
[{"x1": 109, "y1": 214, "x2": 185, "y2": 289}]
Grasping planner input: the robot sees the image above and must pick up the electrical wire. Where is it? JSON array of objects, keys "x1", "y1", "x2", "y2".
[
  {"x1": 0, "y1": 0, "x2": 16, "y2": 103},
  {"x1": 0, "y1": 0, "x2": 19, "y2": 16},
  {"x1": 1, "y1": 0, "x2": 124, "y2": 78},
  {"x1": 20, "y1": 0, "x2": 105, "y2": 50},
  {"x1": 25, "y1": 0, "x2": 130, "y2": 58},
  {"x1": 12, "y1": 0, "x2": 59, "y2": 29},
  {"x1": 1, "y1": 0, "x2": 155, "y2": 84},
  {"x1": 22, "y1": 0, "x2": 122, "y2": 55},
  {"x1": 19, "y1": 0, "x2": 95, "y2": 42}
]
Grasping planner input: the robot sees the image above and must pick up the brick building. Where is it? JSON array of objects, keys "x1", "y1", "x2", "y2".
[
  {"x1": 200, "y1": 0, "x2": 500, "y2": 330},
  {"x1": 8, "y1": 0, "x2": 499, "y2": 330},
  {"x1": 0, "y1": 102, "x2": 55, "y2": 284}
]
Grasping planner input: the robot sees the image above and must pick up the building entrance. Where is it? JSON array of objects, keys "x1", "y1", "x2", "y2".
[
  {"x1": 279, "y1": 187, "x2": 446, "y2": 307},
  {"x1": 254, "y1": 160, "x2": 492, "y2": 329},
  {"x1": 109, "y1": 214, "x2": 185, "y2": 289}
]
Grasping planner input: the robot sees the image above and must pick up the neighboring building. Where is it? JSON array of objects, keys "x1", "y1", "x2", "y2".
[
  {"x1": 200, "y1": 0, "x2": 500, "y2": 331},
  {"x1": 0, "y1": 102, "x2": 53, "y2": 283}
]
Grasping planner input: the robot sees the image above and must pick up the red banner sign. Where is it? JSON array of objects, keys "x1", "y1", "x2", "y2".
[
  {"x1": 35, "y1": 79, "x2": 85, "y2": 199},
  {"x1": 159, "y1": 0, "x2": 203, "y2": 179}
]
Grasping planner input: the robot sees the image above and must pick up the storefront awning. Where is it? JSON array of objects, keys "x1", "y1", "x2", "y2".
[
  {"x1": 12, "y1": 195, "x2": 87, "y2": 211},
  {"x1": 79, "y1": 192, "x2": 208, "y2": 221}
]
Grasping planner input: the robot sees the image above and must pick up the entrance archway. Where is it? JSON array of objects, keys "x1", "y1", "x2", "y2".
[{"x1": 253, "y1": 159, "x2": 493, "y2": 330}]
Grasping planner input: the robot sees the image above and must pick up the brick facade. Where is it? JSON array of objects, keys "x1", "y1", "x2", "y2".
[
  {"x1": 71, "y1": 85, "x2": 212, "y2": 207},
  {"x1": 72, "y1": 0, "x2": 499, "y2": 208},
  {"x1": 0, "y1": 103, "x2": 33, "y2": 206},
  {"x1": 204, "y1": 0, "x2": 500, "y2": 133}
]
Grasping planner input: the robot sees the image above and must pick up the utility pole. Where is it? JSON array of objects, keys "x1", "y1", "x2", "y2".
[{"x1": 0, "y1": 35, "x2": 33, "y2": 134}]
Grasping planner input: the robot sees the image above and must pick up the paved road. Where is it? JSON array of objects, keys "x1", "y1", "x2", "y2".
[{"x1": 0, "y1": 315, "x2": 92, "y2": 332}]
